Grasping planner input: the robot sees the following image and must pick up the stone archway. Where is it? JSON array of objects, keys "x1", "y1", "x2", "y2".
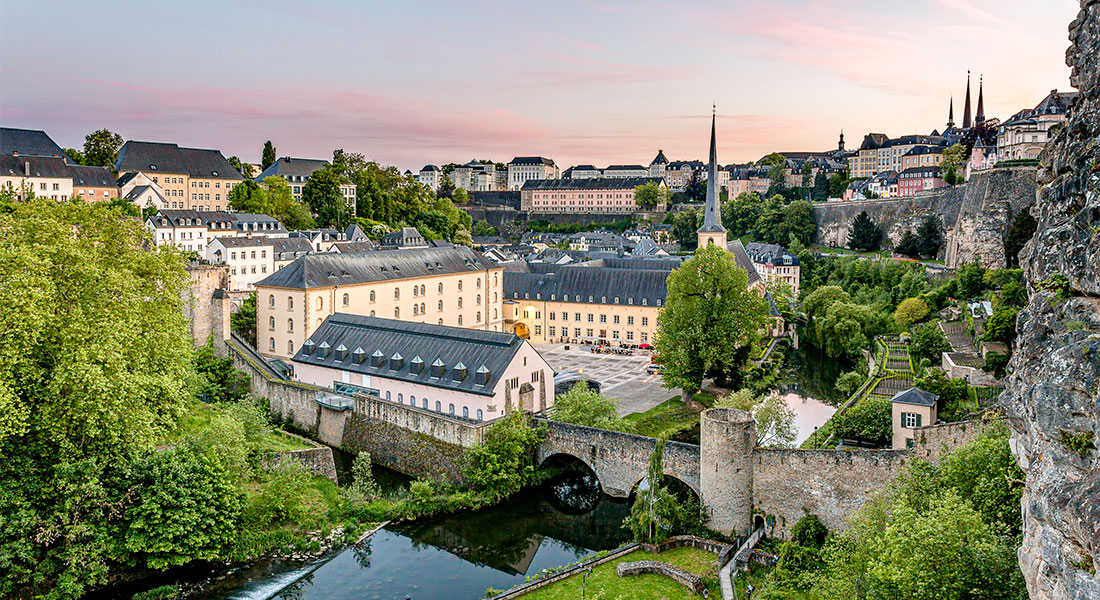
[{"x1": 514, "y1": 322, "x2": 530, "y2": 338}]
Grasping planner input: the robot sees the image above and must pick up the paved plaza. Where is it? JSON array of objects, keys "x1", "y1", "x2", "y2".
[{"x1": 535, "y1": 344, "x2": 673, "y2": 416}]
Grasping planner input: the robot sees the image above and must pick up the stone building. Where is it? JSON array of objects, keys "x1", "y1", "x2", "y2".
[
  {"x1": 521, "y1": 177, "x2": 664, "y2": 214},
  {"x1": 291, "y1": 314, "x2": 554, "y2": 421},
  {"x1": 254, "y1": 246, "x2": 505, "y2": 360},
  {"x1": 507, "y1": 156, "x2": 558, "y2": 191},
  {"x1": 745, "y1": 242, "x2": 801, "y2": 297}
]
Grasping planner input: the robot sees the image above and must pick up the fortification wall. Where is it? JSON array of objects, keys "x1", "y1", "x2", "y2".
[{"x1": 184, "y1": 264, "x2": 230, "y2": 352}]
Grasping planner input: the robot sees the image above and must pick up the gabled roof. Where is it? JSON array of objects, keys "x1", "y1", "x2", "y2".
[
  {"x1": 115, "y1": 141, "x2": 243, "y2": 179},
  {"x1": 890, "y1": 387, "x2": 938, "y2": 407},
  {"x1": 0, "y1": 154, "x2": 72, "y2": 178},
  {"x1": 725, "y1": 239, "x2": 762, "y2": 285},
  {"x1": 255, "y1": 157, "x2": 330, "y2": 180},
  {"x1": 0, "y1": 128, "x2": 70, "y2": 160},
  {"x1": 125, "y1": 185, "x2": 165, "y2": 203},
  {"x1": 256, "y1": 246, "x2": 492, "y2": 289},
  {"x1": 292, "y1": 314, "x2": 528, "y2": 396},
  {"x1": 509, "y1": 156, "x2": 556, "y2": 166},
  {"x1": 745, "y1": 242, "x2": 800, "y2": 267}
]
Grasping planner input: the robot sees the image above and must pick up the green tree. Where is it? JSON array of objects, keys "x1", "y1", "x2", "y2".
[
  {"x1": 302, "y1": 166, "x2": 349, "y2": 228},
  {"x1": 916, "y1": 215, "x2": 944, "y2": 258},
  {"x1": 909, "y1": 322, "x2": 951, "y2": 366},
  {"x1": 227, "y1": 179, "x2": 267, "y2": 214},
  {"x1": 655, "y1": 244, "x2": 770, "y2": 399},
  {"x1": 803, "y1": 286, "x2": 876, "y2": 358},
  {"x1": 915, "y1": 369, "x2": 969, "y2": 420},
  {"x1": 668, "y1": 207, "x2": 700, "y2": 248},
  {"x1": 1004, "y1": 205, "x2": 1037, "y2": 268},
  {"x1": 956, "y1": 261, "x2": 987, "y2": 299},
  {"x1": 812, "y1": 171, "x2": 829, "y2": 201},
  {"x1": 721, "y1": 192, "x2": 763, "y2": 235},
  {"x1": 471, "y1": 220, "x2": 497, "y2": 237},
  {"x1": 894, "y1": 230, "x2": 921, "y2": 259},
  {"x1": 261, "y1": 176, "x2": 314, "y2": 230},
  {"x1": 124, "y1": 443, "x2": 244, "y2": 569},
  {"x1": 633, "y1": 181, "x2": 667, "y2": 208},
  {"x1": 622, "y1": 436, "x2": 697, "y2": 543},
  {"x1": 82, "y1": 128, "x2": 124, "y2": 168},
  {"x1": 754, "y1": 194, "x2": 786, "y2": 243},
  {"x1": 716, "y1": 390, "x2": 796, "y2": 447},
  {"x1": 826, "y1": 173, "x2": 848, "y2": 198},
  {"x1": 941, "y1": 143, "x2": 966, "y2": 185},
  {"x1": 549, "y1": 382, "x2": 631, "y2": 431},
  {"x1": 464, "y1": 411, "x2": 545, "y2": 500},
  {"x1": 982, "y1": 304, "x2": 1019, "y2": 345},
  {"x1": 832, "y1": 396, "x2": 892, "y2": 446},
  {"x1": 893, "y1": 297, "x2": 930, "y2": 329},
  {"x1": 436, "y1": 174, "x2": 456, "y2": 199},
  {"x1": 684, "y1": 169, "x2": 705, "y2": 202},
  {"x1": 847, "y1": 210, "x2": 882, "y2": 251},
  {"x1": 64, "y1": 147, "x2": 85, "y2": 165},
  {"x1": 836, "y1": 371, "x2": 865, "y2": 398},
  {"x1": 231, "y1": 292, "x2": 257, "y2": 346},
  {"x1": 783, "y1": 200, "x2": 816, "y2": 246},
  {"x1": 261, "y1": 141, "x2": 276, "y2": 171},
  {"x1": 227, "y1": 156, "x2": 254, "y2": 178}
]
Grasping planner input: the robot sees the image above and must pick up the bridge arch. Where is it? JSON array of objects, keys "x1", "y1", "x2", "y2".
[{"x1": 629, "y1": 471, "x2": 701, "y2": 502}]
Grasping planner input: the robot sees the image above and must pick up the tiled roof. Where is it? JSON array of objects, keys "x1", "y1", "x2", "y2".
[
  {"x1": 293, "y1": 314, "x2": 527, "y2": 396},
  {"x1": 521, "y1": 177, "x2": 661, "y2": 191},
  {"x1": 255, "y1": 157, "x2": 330, "y2": 181},
  {"x1": 0, "y1": 128, "x2": 69, "y2": 160},
  {"x1": 256, "y1": 246, "x2": 492, "y2": 289},
  {"x1": 116, "y1": 141, "x2": 243, "y2": 180}
]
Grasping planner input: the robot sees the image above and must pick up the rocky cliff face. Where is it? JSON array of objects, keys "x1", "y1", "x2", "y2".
[{"x1": 1005, "y1": 2, "x2": 1100, "y2": 599}]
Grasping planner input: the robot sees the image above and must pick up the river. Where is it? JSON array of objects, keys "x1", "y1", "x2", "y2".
[
  {"x1": 780, "y1": 347, "x2": 849, "y2": 444},
  {"x1": 196, "y1": 471, "x2": 631, "y2": 600}
]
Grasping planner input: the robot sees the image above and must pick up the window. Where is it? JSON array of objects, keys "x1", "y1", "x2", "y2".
[
  {"x1": 476, "y1": 409, "x2": 483, "y2": 421},
  {"x1": 477, "y1": 311, "x2": 482, "y2": 323},
  {"x1": 422, "y1": 398, "x2": 428, "y2": 409},
  {"x1": 269, "y1": 316, "x2": 275, "y2": 329},
  {"x1": 549, "y1": 326, "x2": 556, "y2": 337},
  {"x1": 317, "y1": 297, "x2": 323, "y2": 310},
  {"x1": 476, "y1": 294, "x2": 481, "y2": 304},
  {"x1": 370, "y1": 290, "x2": 376, "y2": 302},
  {"x1": 438, "y1": 282, "x2": 443, "y2": 293},
  {"x1": 458, "y1": 315, "x2": 463, "y2": 326},
  {"x1": 448, "y1": 403, "x2": 455, "y2": 415},
  {"x1": 904, "y1": 412, "x2": 921, "y2": 429},
  {"x1": 342, "y1": 293, "x2": 349, "y2": 306},
  {"x1": 288, "y1": 340, "x2": 294, "y2": 353},
  {"x1": 370, "y1": 310, "x2": 375, "y2": 317},
  {"x1": 534, "y1": 324, "x2": 540, "y2": 335},
  {"x1": 394, "y1": 288, "x2": 400, "y2": 300},
  {"x1": 642, "y1": 317, "x2": 648, "y2": 327},
  {"x1": 627, "y1": 316, "x2": 634, "y2": 325},
  {"x1": 587, "y1": 314, "x2": 593, "y2": 322},
  {"x1": 435, "y1": 400, "x2": 441, "y2": 412},
  {"x1": 288, "y1": 296, "x2": 294, "y2": 309},
  {"x1": 287, "y1": 319, "x2": 294, "y2": 332},
  {"x1": 413, "y1": 304, "x2": 419, "y2": 316},
  {"x1": 397, "y1": 393, "x2": 403, "y2": 404},
  {"x1": 386, "y1": 391, "x2": 391, "y2": 400},
  {"x1": 413, "y1": 286, "x2": 418, "y2": 297},
  {"x1": 394, "y1": 307, "x2": 400, "y2": 318},
  {"x1": 269, "y1": 338, "x2": 275, "y2": 351},
  {"x1": 600, "y1": 315, "x2": 607, "y2": 323},
  {"x1": 458, "y1": 298, "x2": 463, "y2": 309},
  {"x1": 269, "y1": 295, "x2": 275, "y2": 307},
  {"x1": 458, "y1": 280, "x2": 463, "y2": 291}
]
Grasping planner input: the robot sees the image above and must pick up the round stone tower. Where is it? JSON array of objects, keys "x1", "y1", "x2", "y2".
[{"x1": 700, "y1": 407, "x2": 756, "y2": 537}]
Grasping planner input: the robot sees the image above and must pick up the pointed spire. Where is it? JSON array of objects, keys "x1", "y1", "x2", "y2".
[
  {"x1": 975, "y1": 75, "x2": 985, "y2": 123},
  {"x1": 700, "y1": 105, "x2": 724, "y2": 233},
  {"x1": 947, "y1": 96, "x2": 955, "y2": 128},
  {"x1": 838, "y1": 129, "x2": 845, "y2": 152},
  {"x1": 962, "y1": 70, "x2": 973, "y2": 129}
]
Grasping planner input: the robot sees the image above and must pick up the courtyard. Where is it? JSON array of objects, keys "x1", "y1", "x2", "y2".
[{"x1": 535, "y1": 343, "x2": 671, "y2": 416}]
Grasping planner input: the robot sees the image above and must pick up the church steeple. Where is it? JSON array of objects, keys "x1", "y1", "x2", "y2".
[
  {"x1": 838, "y1": 130, "x2": 845, "y2": 152},
  {"x1": 947, "y1": 96, "x2": 955, "y2": 129},
  {"x1": 962, "y1": 70, "x2": 973, "y2": 129},
  {"x1": 975, "y1": 75, "x2": 985, "y2": 124},
  {"x1": 697, "y1": 105, "x2": 727, "y2": 249}
]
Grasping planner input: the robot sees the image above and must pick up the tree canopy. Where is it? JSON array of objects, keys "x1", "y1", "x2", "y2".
[
  {"x1": 655, "y1": 244, "x2": 770, "y2": 397},
  {"x1": 550, "y1": 382, "x2": 632, "y2": 432},
  {"x1": 261, "y1": 141, "x2": 276, "y2": 170},
  {"x1": 82, "y1": 128, "x2": 124, "y2": 168},
  {"x1": 847, "y1": 210, "x2": 882, "y2": 251},
  {"x1": 633, "y1": 181, "x2": 667, "y2": 208}
]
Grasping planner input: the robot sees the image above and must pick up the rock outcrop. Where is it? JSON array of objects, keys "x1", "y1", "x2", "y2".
[{"x1": 1004, "y1": 2, "x2": 1100, "y2": 599}]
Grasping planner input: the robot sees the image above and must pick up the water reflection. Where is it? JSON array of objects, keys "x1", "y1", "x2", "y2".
[
  {"x1": 207, "y1": 471, "x2": 633, "y2": 600},
  {"x1": 784, "y1": 347, "x2": 850, "y2": 406}
]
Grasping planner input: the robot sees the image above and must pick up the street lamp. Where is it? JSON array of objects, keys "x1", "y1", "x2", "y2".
[{"x1": 582, "y1": 566, "x2": 593, "y2": 600}]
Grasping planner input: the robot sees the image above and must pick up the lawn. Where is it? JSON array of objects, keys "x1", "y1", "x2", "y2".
[
  {"x1": 519, "y1": 546, "x2": 721, "y2": 600},
  {"x1": 623, "y1": 393, "x2": 713, "y2": 439}
]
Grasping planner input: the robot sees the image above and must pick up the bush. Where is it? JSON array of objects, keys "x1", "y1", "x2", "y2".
[
  {"x1": 836, "y1": 371, "x2": 865, "y2": 398},
  {"x1": 133, "y1": 585, "x2": 179, "y2": 600},
  {"x1": 248, "y1": 460, "x2": 312, "y2": 526},
  {"x1": 983, "y1": 352, "x2": 1010, "y2": 378},
  {"x1": 550, "y1": 382, "x2": 632, "y2": 432},
  {"x1": 464, "y1": 412, "x2": 545, "y2": 500},
  {"x1": 831, "y1": 396, "x2": 892, "y2": 446},
  {"x1": 349, "y1": 451, "x2": 380, "y2": 499},
  {"x1": 909, "y1": 322, "x2": 951, "y2": 366},
  {"x1": 791, "y1": 513, "x2": 828, "y2": 548},
  {"x1": 893, "y1": 297, "x2": 930, "y2": 329}
]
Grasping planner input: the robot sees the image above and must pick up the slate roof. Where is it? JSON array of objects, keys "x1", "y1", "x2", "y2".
[
  {"x1": 211, "y1": 236, "x2": 274, "y2": 248},
  {"x1": 272, "y1": 237, "x2": 314, "y2": 256},
  {"x1": 725, "y1": 239, "x2": 762, "y2": 285},
  {"x1": 293, "y1": 314, "x2": 526, "y2": 396},
  {"x1": 115, "y1": 141, "x2": 243, "y2": 179},
  {"x1": 522, "y1": 176, "x2": 661, "y2": 191},
  {"x1": 255, "y1": 157, "x2": 330, "y2": 181},
  {"x1": 256, "y1": 246, "x2": 491, "y2": 289},
  {"x1": 0, "y1": 154, "x2": 73, "y2": 178},
  {"x1": 509, "y1": 156, "x2": 556, "y2": 166},
  {"x1": 890, "y1": 387, "x2": 938, "y2": 407},
  {"x1": 148, "y1": 210, "x2": 236, "y2": 229},
  {"x1": 604, "y1": 164, "x2": 647, "y2": 171},
  {"x1": 899, "y1": 166, "x2": 943, "y2": 177},
  {"x1": 504, "y1": 267, "x2": 671, "y2": 307},
  {"x1": 859, "y1": 133, "x2": 890, "y2": 150},
  {"x1": 232, "y1": 213, "x2": 287, "y2": 234},
  {"x1": 745, "y1": 242, "x2": 800, "y2": 267},
  {"x1": 124, "y1": 185, "x2": 165, "y2": 204},
  {"x1": 650, "y1": 149, "x2": 669, "y2": 165},
  {"x1": 330, "y1": 240, "x2": 377, "y2": 253},
  {"x1": 0, "y1": 128, "x2": 69, "y2": 160},
  {"x1": 902, "y1": 145, "x2": 942, "y2": 157},
  {"x1": 420, "y1": 164, "x2": 440, "y2": 172},
  {"x1": 68, "y1": 165, "x2": 114, "y2": 187},
  {"x1": 380, "y1": 226, "x2": 429, "y2": 249}
]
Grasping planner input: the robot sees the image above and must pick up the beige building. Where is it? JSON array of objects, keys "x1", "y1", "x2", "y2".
[
  {"x1": 255, "y1": 246, "x2": 505, "y2": 360},
  {"x1": 207, "y1": 236, "x2": 276, "y2": 291},
  {"x1": 890, "y1": 387, "x2": 939, "y2": 449},
  {"x1": 997, "y1": 90, "x2": 1076, "y2": 161},
  {"x1": 503, "y1": 261, "x2": 671, "y2": 345},
  {"x1": 292, "y1": 314, "x2": 555, "y2": 421},
  {"x1": 417, "y1": 164, "x2": 441, "y2": 192},
  {"x1": 745, "y1": 242, "x2": 801, "y2": 297},
  {"x1": 507, "y1": 156, "x2": 558, "y2": 191},
  {"x1": 521, "y1": 177, "x2": 665, "y2": 214},
  {"x1": 0, "y1": 155, "x2": 74, "y2": 201},
  {"x1": 115, "y1": 140, "x2": 244, "y2": 211},
  {"x1": 145, "y1": 210, "x2": 237, "y2": 253}
]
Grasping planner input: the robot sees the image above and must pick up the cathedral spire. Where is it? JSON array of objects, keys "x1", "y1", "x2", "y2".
[
  {"x1": 697, "y1": 105, "x2": 727, "y2": 249},
  {"x1": 975, "y1": 75, "x2": 985, "y2": 123},
  {"x1": 947, "y1": 96, "x2": 955, "y2": 128},
  {"x1": 962, "y1": 70, "x2": 973, "y2": 129}
]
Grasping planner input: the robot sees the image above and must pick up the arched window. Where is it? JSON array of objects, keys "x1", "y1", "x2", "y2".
[
  {"x1": 370, "y1": 290, "x2": 376, "y2": 302},
  {"x1": 287, "y1": 319, "x2": 294, "y2": 332},
  {"x1": 370, "y1": 310, "x2": 375, "y2": 317},
  {"x1": 394, "y1": 288, "x2": 400, "y2": 300},
  {"x1": 386, "y1": 391, "x2": 391, "y2": 400},
  {"x1": 269, "y1": 338, "x2": 275, "y2": 351},
  {"x1": 397, "y1": 393, "x2": 403, "y2": 404},
  {"x1": 288, "y1": 340, "x2": 294, "y2": 353},
  {"x1": 458, "y1": 280, "x2": 463, "y2": 291},
  {"x1": 413, "y1": 286, "x2": 419, "y2": 297},
  {"x1": 438, "y1": 319, "x2": 443, "y2": 325},
  {"x1": 420, "y1": 303, "x2": 425, "y2": 314},
  {"x1": 435, "y1": 400, "x2": 441, "y2": 412},
  {"x1": 494, "y1": 308, "x2": 498, "y2": 319},
  {"x1": 476, "y1": 409, "x2": 483, "y2": 421},
  {"x1": 458, "y1": 315, "x2": 463, "y2": 326},
  {"x1": 269, "y1": 295, "x2": 275, "y2": 307},
  {"x1": 494, "y1": 273, "x2": 498, "y2": 286},
  {"x1": 438, "y1": 300, "x2": 443, "y2": 311},
  {"x1": 420, "y1": 284, "x2": 426, "y2": 296},
  {"x1": 413, "y1": 304, "x2": 419, "y2": 316},
  {"x1": 410, "y1": 395, "x2": 416, "y2": 406},
  {"x1": 394, "y1": 307, "x2": 400, "y2": 318},
  {"x1": 438, "y1": 282, "x2": 443, "y2": 293},
  {"x1": 317, "y1": 297, "x2": 323, "y2": 310},
  {"x1": 477, "y1": 311, "x2": 481, "y2": 323},
  {"x1": 476, "y1": 278, "x2": 481, "y2": 289},
  {"x1": 269, "y1": 316, "x2": 275, "y2": 329},
  {"x1": 462, "y1": 406, "x2": 469, "y2": 418},
  {"x1": 458, "y1": 297, "x2": 463, "y2": 309},
  {"x1": 422, "y1": 398, "x2": 428, "y2": 409},
  {"x1": 288, "y1": 296, "x2": 294, "y2": 309},
  {"x1": 477, "y1": 294, "x2": 481, "y2": 304},
  {"x1": 448, "y1": 403, "x2": 455, "y2": 415},
  {"x1": 342, "y1": 293, "x2": 349, "y2": 306}
]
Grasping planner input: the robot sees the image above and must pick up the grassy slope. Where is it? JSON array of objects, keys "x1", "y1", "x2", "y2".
[{"x1": 520, "y1": 547, "x2": 721, "y2": 600}]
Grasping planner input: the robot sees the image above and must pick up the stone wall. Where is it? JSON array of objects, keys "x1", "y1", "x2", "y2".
[
  {"x1": 226, "y1": 336, "x2": 323, "y2": 435},
  {"x1": 910, "y1": 417, "x2": 1002, "y2": 464},
  {"x1": 751, "y1": 448, "x2": 909, "y2": 536},
  {"x1": 184, "y1": 264, "x2": 230, "y2": 352},
  {"x1": 811, "y1": 167, "x2": 1036, "y2": 268},
  {"x1": 263, "y1": 446, "x2": 339, "y2": 485},
  {"x1": 1004, "y1": 2, "x2": 1100, "y2": 597},
  {"x1": 341, "y1": 411, "x2": 472, "y2": 485},
  {"x1": 537, "y1": 420, "x2": 701, "y2": 498}
]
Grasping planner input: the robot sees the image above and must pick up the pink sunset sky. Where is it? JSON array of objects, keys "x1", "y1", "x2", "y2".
[{"x1": 0, "y1": 0, "x2": 1080, "y2": 171}]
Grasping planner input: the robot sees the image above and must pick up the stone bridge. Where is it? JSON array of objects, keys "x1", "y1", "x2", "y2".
[{"x1": 536, "y1": 420, "x2": 700, "y2": 498}]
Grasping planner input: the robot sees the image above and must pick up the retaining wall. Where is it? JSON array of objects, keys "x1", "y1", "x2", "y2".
[{"x1": 263, "y1": 446, "x2": 339, "y2": 485}]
